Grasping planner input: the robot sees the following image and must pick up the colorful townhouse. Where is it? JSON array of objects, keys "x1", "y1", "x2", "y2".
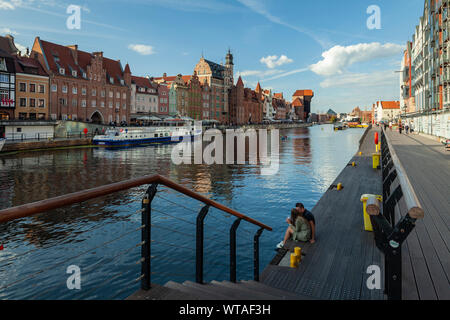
[{"x1": 229, "y1": 76, "x2": 263, "y2": 125}]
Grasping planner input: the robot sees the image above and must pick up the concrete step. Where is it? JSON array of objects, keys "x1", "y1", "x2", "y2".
[
  {"x1": 241, "y1": 280, "x2": 315, "y2": 300},
  {"x1": 210, "y1": 280, "x2": 283, "y2": 300},
  {"x1": 182, "y1": 281, "x2": 233, "y2": 300},
  {"x1": 164, "y1": 281, "x2": 225, "y2": 300}
]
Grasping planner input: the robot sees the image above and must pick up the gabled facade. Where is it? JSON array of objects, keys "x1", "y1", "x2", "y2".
[{"x1": 31, "y1": 37, "x2": 131, "y2": 124}]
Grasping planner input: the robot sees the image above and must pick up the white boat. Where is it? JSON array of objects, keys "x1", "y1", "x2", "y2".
[
  {"x1": 92, "y1": 125, "x2": 201, "y2": 148},
  {"x1": 0, "y1": 138, "x2": 5, "y2": 152}
]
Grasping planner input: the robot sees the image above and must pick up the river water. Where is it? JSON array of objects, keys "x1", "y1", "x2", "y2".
[{"x1": 0, "y1": 124, "x2": 364, "y2": 299}]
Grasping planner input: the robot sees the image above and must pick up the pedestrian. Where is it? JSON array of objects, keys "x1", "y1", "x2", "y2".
[{"x1": 405, "y1": 123, "x2": 409, "y2": 134}]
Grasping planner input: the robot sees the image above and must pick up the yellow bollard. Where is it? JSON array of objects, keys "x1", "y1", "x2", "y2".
[
  {"x1": 290, "y1": 253, "x2": 299, "y2": 268},
  {"x1": 359, "y1": 151, "x2": 362, "y2": 156},
  {"x1": 372, "y1": 153, "x2": 381, "y2": 169},
  {"x1": 337, "y1": 183, "x2": 343, "y2": 191},
  {"x1": 352, "y1": 162, "x2": 356, "y2": 167},
  {"x1": 294, "y1": 247, "x2": 302, "y2": 263},
  {"x1": 360, "y1": 195, "x2": 383, "y2": 231}
]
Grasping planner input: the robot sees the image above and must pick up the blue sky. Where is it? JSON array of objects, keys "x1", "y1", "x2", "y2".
[{"x1": 0, "y1": 0, "x2": 424, "y2": 113}]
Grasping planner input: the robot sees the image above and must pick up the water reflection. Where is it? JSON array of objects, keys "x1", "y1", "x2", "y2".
[{"x1": 0, "y1": 125, "x2": 364, "y2": 299}]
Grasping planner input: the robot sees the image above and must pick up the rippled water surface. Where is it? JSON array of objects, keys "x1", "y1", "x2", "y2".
[{"x1": 0, "y1": 124, "x2": 364, "y2": 299}]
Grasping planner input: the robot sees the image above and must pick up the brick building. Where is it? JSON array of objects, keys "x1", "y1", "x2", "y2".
[
  {"x1": 229, "y1": 76, "x2": 262, "y2": 125},
  {"x1": 31, "y1": 37, "x2": 131, "y2": 124},
  {"x1": 273, "y1": 93, "x2": 288, "y2": 120},
  {"x1": 292, "y1": 90, "x2": 314, "y2": 121},
  {"x1": 15, "y1": 55, "x2": 49, "y2": 120}
]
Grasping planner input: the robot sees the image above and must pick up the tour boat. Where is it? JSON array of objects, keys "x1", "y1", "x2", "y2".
[
  {"x1": 0, "y1": 138, "x2": 5, "y2": 152},
  {"x1": 92, "y1": 126, "x2": 201, "y2": 148}
]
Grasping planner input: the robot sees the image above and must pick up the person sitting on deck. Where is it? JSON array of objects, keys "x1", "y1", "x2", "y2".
[
  {"x1": 277, "y1": 208, "x2": 311, "y2": 249},
  {"x1": 295, "y1": 203, "x2": 316, "y2": 244}
]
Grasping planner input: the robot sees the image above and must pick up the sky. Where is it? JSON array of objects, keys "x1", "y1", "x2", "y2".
[{"x1": 0, "y1": 0, "x2": 425, "y2": 114}]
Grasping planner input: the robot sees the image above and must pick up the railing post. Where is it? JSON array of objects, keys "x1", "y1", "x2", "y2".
[
  {"x1": 230, "y1": 218, "x2": 241, "y2": 283},
  {"x1": 253, "y1": 228, "x2": 264, "y2": 282},
  {"x1": 196, "y1": 205, "x2": 210, "y2": 284},
  {"x1": 141, "y1": 183, "x2": 158, "y2": 291}
]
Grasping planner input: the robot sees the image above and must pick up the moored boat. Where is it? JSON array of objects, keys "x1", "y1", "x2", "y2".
[{"x1": 93, "y1": 125, "x2": 201, "y2": 148}]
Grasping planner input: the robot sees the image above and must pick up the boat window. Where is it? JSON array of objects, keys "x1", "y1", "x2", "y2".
[
  {"x1": 165, "y1": 133, "x2": 169, "y2": 137},
  {"x1": 154, "y1": 134, "x2": 158, "y2": 138},
  {"x1": 160, "y1": 134, "x2": 164, "y2": 137}
]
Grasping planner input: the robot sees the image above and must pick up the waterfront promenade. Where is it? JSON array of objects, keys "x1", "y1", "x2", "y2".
[
  {"x1": 384, "y1": 130, "x2": 450, "y2": 300},
  {"x1": 259, "y1": 127, "x2": 385, "y2": 300}
]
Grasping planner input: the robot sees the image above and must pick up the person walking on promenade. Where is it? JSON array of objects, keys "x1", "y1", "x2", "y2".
[
  {"x1": 405, "y1": 123, "x2": 410, "y2": 135},
  {"x1": 277, "y1": 208, "x2": 312, "y2": 249}
]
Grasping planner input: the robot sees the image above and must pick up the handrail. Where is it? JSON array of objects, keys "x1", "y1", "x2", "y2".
[
  {"x1": 0, "y1": 174, "x2": 272, "y2": 231},
  {"x1": 382, "y1": 128, "x2": 424, "y2": 219}
]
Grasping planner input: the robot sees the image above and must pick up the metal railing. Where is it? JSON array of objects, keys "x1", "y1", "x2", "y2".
[
  {"x1": 369, "y1": 128, "x2": 424, "y2": 300},
  {"x1": 5, "y1": 132, "x2": 55, "y2": 141},
  {"x1": 0, "y1": 174, "x2": 272, "y2": 297}
]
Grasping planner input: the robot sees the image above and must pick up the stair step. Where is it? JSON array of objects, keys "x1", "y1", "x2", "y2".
[
  {"x1": 210, "y1": 280, "x2": 283, "y2": 300},
  {"x1": 241, "y1": 280, "x2": 314, "y2": 300},
  {"x1": 164, "y1": 281, "x2": 221, "y2": 300},
  {"x1": 182, "y1": 281, "x2": 233, "y2": 300}
]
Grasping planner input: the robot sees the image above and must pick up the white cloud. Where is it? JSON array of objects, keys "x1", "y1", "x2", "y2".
[
  {"x1": 0, "y1": 0, "x2": 15, "y2": 10},
  {"x1": 128, "y1": 44, "x2": 156, "y2": 56},
  {"x1": 310, "y1": 43, "x2": 404, "y2": 76},
  {"x1": 15, "y1": 42, "x2": 26, "y2": 53},
  {"x1": 236, "y1": 69, "x2": 283, "y2": 78},
  {"x1": 260, "y1": 55, "x2": 293, "y2": 69},
  {"x1": 236, "y1": 0, "x2": 330, "y2": 48},
  {"x1": 0, "y1": 27, "x2": 18, "y2": 35},
  {"x1": 319, "y1": 70, "x2": 398, "y2": 88}
]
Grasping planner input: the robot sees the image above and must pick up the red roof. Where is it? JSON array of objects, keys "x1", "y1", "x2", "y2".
[
  {"x1": 381, "y1": 101, "x2": 400, "y2": 109},
  {"x1": 37, "y1": 39, "x2": 127, "y2": 85},
  {"x1": 132, "y1": 75, "x2": 151, "y2": 88},
  {"x1": 292, "y1": 98, "x2": 303, "y2": 107},
  {"x1": 293, "y1": 90, "x2": 314, "y2": 97},
  {"x1": 274, "y1": 93, "x2": 284, "y2": 99},
  {"x1": 14, "y1": 56, "x2": 48, "y2": 77}
]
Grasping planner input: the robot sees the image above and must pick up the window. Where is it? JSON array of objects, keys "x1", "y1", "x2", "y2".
[
  {"x1": 0, "y1": 74, "x2": 8, "y2": 83},
  {"x1": 59, "y1": 98, "x2": 67, "y2": 106},
  {"x1": 39, "y1": 99, "x2": 45, "y2": 108},
  {"x1": 109, "y1": 91, "x2": 113, "y2": 98},
  {"x1": 29, "y1": 113, "x2": 36, "y2": 120},
  {"x1": 30, "y1": 84, "x2": 36, "y2": 93},
  {"x1": 109, "y1": 101, "x2": 113, "y2": 108},
  {"x1": 19, "y1": 83, "x2": 26, "y2": 92},
  {"x1": 82, "y1": 88, "x2": 87, "y2": 95},
  {"x1": 18, "y1": 113, "x2": 26, "y2": 120},
  {"x1": 39, "y1": 85, "x2": 45, "y2": 93},
  {"x1": 29, "y1": 98, "x2": 36, "y2": 108},
  {"x1": 62, "y1": 85, "x2": 68, "y2": 94},
  {"x1": 59, "y1": 68, "x2": 65, "y2": 75},
  {"x1": 72, "y1": 70, "x2": 77, "y2": 77},
  {"x1": 110, "y1": 78, "x2": 114, "y2": 84},
  {"x1": 123, "y1": 103, "x2": 126, "y2": 110},
  {"x1": 120, "y1": 79, "x2": 124, "y2": 85},
  {"x1": 116, "y1": 102, "x2": 120, "y2": 109},
  {"x1": 92, "y1": 89, "x2": 96, "y2": 97},
  {"x1": 123, "y1": 93, "x2": 126, "y2": 99},
  {"x1": 20, "y1": 98, "x2": 26, "y2": 107},
  {"x1": 83, "y1": 72, "x2": 87, "y2": 79},
  {"x1": 116, "y1": 92, "x2": 120, "y2": 99},
  {"x1": 38, "y1": 113, "x2": 46, "y2": 120},
  {"x1": 51, "y1": 84, "x2": 57, "y2": 92},
  {"x1": 72, "y1": 87, "x2": 78, "y2": 94},
  {"x1": 101, "y1": 90, "x2": 105, "y2": 97},
  {"x1": 72, "y1": 99, "x2": 77, "y2": 107},
  {"x1": 101, "y1": 101, "x2": 105, "y2": 108},
  {"x1": 81, "y1": 100, "x2": 86, "y2": 107},
  {"x1": 91, "y1": 100, "x2": 96, "y2": 107}
]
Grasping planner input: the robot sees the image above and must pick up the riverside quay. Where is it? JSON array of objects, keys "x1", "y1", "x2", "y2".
[{"x1": 0, "y1": 0, "x2": 448, "y2": 306}]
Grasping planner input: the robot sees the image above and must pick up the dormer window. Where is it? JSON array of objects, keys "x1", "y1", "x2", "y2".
[
  {"x1": 120, "y1": 79, "x2": 124, "y2": 85},
  {"x1": 110, "y1": 77, "x2": 114, "y2": 84},
  {"x1": 59, "y1": 68, "x2": 65, "y2": 75},
  {"x1": 72, "y1": 70, "x2": 77, "y2": 77},
  {"x1": 83, "y1": 72, "x2": 87, "y2": 79}
]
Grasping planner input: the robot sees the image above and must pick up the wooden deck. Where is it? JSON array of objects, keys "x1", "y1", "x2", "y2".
[
  {"x1": 261, "y1": 127, "x2": 385, "y2": 300},
  {"x1": 385, "y1": 131, "x2": 450, "y2": 300}
]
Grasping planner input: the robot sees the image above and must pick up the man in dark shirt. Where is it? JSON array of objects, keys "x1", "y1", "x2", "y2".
[{"x1": 296, "y1": 203, "x2": 316, "y2": 244}]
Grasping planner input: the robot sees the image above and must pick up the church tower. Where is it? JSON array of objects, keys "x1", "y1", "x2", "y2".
[{"x1": 224, "y1": 49, "x2": 234, "y2": 123}]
